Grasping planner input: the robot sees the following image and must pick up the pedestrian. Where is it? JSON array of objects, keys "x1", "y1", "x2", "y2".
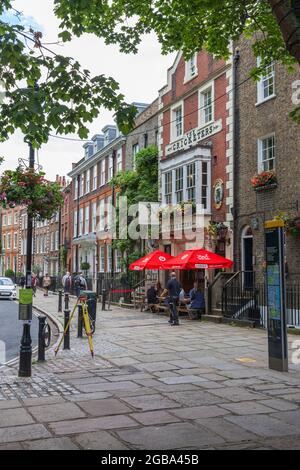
[
  {"x1": 187, "y1": 281, "x2": 205, "y2": 320},
  {"x1": 74, "y1": 271, "x2": 87, "y2": 298},
  {"x1": 62, "y1": 271, "x2": 72, "y2": 294},
  {"x1": 20, "y1": 275, "x2": 26, "y2": 289},
  {"x1": 31, "y1": 273, "x2": 38, "y2": 297},
  {"x1": 42, "y1": 273, "x2": 51, "y2": 297},
  {"x1": 166, "y1": 272, "x2": 182, "y2": 326}
]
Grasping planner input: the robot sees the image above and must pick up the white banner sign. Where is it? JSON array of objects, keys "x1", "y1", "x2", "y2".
[{"x1": 166, "y1": 119, "x2": 222, "y2": 156}]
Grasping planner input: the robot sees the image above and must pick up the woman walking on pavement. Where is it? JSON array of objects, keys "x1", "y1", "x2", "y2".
[{"x1": 42, "y1": 273, "x2": 51, "y2": 297}]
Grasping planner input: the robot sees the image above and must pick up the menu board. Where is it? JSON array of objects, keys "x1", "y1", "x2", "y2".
[{"x1": 265, "y1": 225, "x2": 288, "y2": 372}]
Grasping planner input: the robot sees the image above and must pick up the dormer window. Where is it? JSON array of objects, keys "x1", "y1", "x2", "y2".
[{"x1": 184, "y1": 54, "x2": 198, "y2": 82}]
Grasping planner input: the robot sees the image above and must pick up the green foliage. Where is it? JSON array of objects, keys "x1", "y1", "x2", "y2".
[
  {"x1": 4, "y1": 268, "x2": 15, "y2": 279},
  {"x1": 80, "y1": 261, "x2": 90, "y2": 271},
  {"x1": 32, "y1": 265, "x2": 41, "y2": 275},
  {"x1": 54, "y1": 0, "x2": 299, "y2": 65},
  {"x1": 0, "y1": 5, "x2": 136, "y2": 147},
  {"x1": 111, "y1": 145, "x2": 158, "y2": 263}
]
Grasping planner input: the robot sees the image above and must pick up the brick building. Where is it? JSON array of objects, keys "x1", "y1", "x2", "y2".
[
  {"x1": 234, "y1": 37, "x2": 300, "y2": 283},
  {"x1": 68, "y1": 124, "x2": 126, "y2": 286},
  {"x1": 0, "y1": 206, "x2": 22, "y2": 276},
  {"x1": 125, "y1": 99, "x2": 159, "y2": 171},
  {"x1": 157, "y1": 51, "x2": 234, "y2": 288},
  {"x1": 60, "y1": 181, "x2": 73, "y2": 274}
]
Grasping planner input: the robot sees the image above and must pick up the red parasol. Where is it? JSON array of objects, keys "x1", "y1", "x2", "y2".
[
  {"x1": 164, "y1": 247, "x2": 233, "y2": 270},
  {"x1": 129, "y1": 250, "x2": 174, "y2": 271}
]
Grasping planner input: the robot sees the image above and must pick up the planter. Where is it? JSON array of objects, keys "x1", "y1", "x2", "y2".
[{"x1": 254, "y1": 182, "x2": 278, "y2": 192}]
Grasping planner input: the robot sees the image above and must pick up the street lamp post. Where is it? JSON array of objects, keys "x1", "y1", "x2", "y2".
[{"x1": 18, "y1": 142, "x2": 34, "y2": 377}]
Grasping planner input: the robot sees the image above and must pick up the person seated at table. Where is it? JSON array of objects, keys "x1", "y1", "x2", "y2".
[
  {"x1": 187, "y1": 282, "x2": 205, "y2": 320},
  {"x1": 156, "y1": 281, "x2": 163, "y2": 297},
  {"x1": 146, "y1": 283, "x2": 158, "y2": 311},
  {"x1": 179, "y1": 287, "x2": 190, "y2": 305}
]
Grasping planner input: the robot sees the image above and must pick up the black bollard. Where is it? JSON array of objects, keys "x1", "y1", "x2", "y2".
[
  {"x1": 77, "y1": 304, "x2": 83, "y2": 338},
  {"x1": 63, "y1": 296, "x2": 70, "y2": 350},
  {"x1": 102, "y1": 288, "x2": 107, "y2": 311},
  {"x1": 38, "y1": 315, "x2": 46, "y2": 362},
  {"x1": 58, "y1": 289, "x2": 63, "y2": 312},
  {"x1": 18, "y1": 322, "x2": 32, "y2": 377}
]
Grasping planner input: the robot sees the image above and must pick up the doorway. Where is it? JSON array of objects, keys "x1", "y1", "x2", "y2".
[{"x1": 241, "y1": 226, "x2": 254, "y2": 289}]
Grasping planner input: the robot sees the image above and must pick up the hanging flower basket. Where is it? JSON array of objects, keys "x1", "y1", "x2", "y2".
[
  {"x1": 0, "y1": 167, "x2": 63, "y2": 220},
  {"x1": 251, "y1": 170, "x2": 277, "y2": 191},
  {"x1": 208, "y1": 221, "x2": 228, "y2": 240}
]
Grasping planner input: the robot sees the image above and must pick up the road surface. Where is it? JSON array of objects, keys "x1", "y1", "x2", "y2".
[{"x1": 0, "y1": 300, "x2": 38, "y2": 364}]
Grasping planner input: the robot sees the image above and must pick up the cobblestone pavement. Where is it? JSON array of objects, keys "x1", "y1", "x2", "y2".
[{"x1": 0, "y1": 290, "x2": 299, "y2": 450}]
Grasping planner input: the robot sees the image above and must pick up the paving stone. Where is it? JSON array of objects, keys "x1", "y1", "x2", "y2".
[
  {"x1": 264, "y1": 436, "x2": 300, "y2": 450},
  {"x1": 0, "y1": 400, "x2": 21, "y2": 410},
  {"x1": 0, "y1": 442, "x2": 23, "y2": 450},
  {"x1": 166, "y1": 390, "x2": 227, "y2": 407},
  {"x1": 64, "y1": 376, "x2": 109, "y2": 386},
  {"x1": 171, "y1": 405, "x2": 230, "y2": 420},
  {"x1": 22, "y1": 396, "x2": 66, "y2": 407},
  {"x1": 74, "y1": 431, "x2": 129, "y2": 450},
  {"x1": 269, "y1": 410, "x2": 300, "y2": 429},
  {"x1": 257, "y1": 399, "x2": 299, "y2": 411},
  {"x1": 0, "y1": 408, "x2": 34, "y2": 427},
  {"x1": 75, "y1": 381, "x2": 141, "y2": 393},
  {"x1": 276, "y1": 392, "x2": 300, "y2": 402},
  {"x1": 219, "y1": 401, "x2": 276, "y2": 415},
  {"x1": 0, "y1": 424, "x2": 51, "y2": 443},
  {"x1": 158, "y1": 375, "x2": 210, "y2": 385},
  {"x1": 77, "y1": 398, "x2": 133, "y2": 417},
  {"x1": 49, "y1": 414, "x2": 138, "y2": 435},
  {"x1": 22, "y1": 437, "x2": 79, "y2": 450},
  {"x1": 116, "y1": 422, "x2": 225, "y2": 449},
  {"x1": 130, "y1": 410, "x2": 180, "y2": 426},
  {"x1": 28, "y1": 402, "x2": 86, "y2": 422},
  {"x1": 195, "y1": 417, "x2": 259, "y2": 443},
  {"x1": 209, "y1": 386, "x2": 266, "y2": 402},
  {"x1": 136, "y1": 362, "x2": 178, "y2": 372},
  {"x1": 65, "y1": 392, "x2": 113, "y2": 402},
  {"x1": 120, "y1": 394, "x2": 181, "y2": 411},
  {"x1": 225, "y1": 414, "x2": 300, "y2": 437}
]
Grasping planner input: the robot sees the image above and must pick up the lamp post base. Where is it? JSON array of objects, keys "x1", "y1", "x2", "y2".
[{"x1": 18, "y1": 322, "x2": 32, "y2": 377}]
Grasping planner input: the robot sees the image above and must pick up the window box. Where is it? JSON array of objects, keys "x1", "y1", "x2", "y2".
[
  {"x1": 251, "y1": 170, "x2": 277, "y2": 191},
  {"x1": 254, "y1": 182, "x2": 277, "y2": 192}
]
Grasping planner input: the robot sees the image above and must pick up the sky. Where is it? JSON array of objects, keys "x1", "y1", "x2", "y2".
[{"x1": 0, "y1": 0, "x2": 176, "y2": 180}]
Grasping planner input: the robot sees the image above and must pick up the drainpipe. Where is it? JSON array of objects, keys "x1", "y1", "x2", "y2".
[{"x1": 232, "y1": 47, "x2": 240, "y2": 272}]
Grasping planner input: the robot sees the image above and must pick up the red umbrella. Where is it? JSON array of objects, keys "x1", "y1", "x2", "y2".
[
  {"x1": 164, "y1": 247, "x2": 233, "y2": 270},
  {"x1": 129, "y1": 250, "x2": 174, "y2": 271}
]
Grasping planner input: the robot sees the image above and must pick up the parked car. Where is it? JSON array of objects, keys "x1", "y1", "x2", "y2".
[{"x1": 0, "y1": 277, "x2": 17, "y2": 300}]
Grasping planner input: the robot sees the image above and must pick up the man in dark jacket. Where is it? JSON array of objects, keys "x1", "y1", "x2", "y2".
[{"x1": 167, "y1": 272, "x2": 181, "y2": 326}]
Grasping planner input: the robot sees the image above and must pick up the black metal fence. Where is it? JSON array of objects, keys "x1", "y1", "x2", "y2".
[
  {"x1": 222, "y1": 272, "x2": 300, "y2": 327},
  {"x1": 97, "y1": 270, "x2": 158, "y2": 304}
]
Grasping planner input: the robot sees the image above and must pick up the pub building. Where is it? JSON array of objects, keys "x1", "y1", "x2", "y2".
[{"x1": 157, "y1": 50, "x2": 234, "y2": 291}]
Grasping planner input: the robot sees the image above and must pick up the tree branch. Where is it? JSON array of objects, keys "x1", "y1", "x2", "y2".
[{"x1": 268, "y1": 0, "x2": 300, "y2": 63}]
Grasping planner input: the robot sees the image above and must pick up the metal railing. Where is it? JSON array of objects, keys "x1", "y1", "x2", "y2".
[{"x1": 222, "y1": 272, "x2": 300, "y2": 327}]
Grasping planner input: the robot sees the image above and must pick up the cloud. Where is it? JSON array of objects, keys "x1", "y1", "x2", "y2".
[{"x1": 1, "y1": 9, "x2": 42, "y2": 32}]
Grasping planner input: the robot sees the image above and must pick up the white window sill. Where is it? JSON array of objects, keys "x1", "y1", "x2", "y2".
[
  {"x1": 255, "y1": 94, "x2": 276, "y2": 107},
  {"x1": 183, "y1": 72, "x2": 198, "y2": 85}
]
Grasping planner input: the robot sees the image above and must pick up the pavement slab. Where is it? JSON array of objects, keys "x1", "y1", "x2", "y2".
[
  {"x1": 120, "y1": 393, "x2": 181, "y2": 411},
  {"x1": 0, "y1": 290, "x2": 299, "y2": 450},
  {"x1": 49, "y1": 414, "x2": 138, "y2": 435},
  {"x1": 116, "y1": 422, "x2": 225, "y2": 449},
  {"x1": 73, "y1": 431, "x2": 129, "y2": 450},
  {"x1": 76, "y1": 398, "x2": 133, "y2": 417},
  {"x1": 28, "y1": 402, "x2": 86, "y2": 423},
  {"x1": 0, "y1": 408, "x2": 34, "y2": 427}
]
